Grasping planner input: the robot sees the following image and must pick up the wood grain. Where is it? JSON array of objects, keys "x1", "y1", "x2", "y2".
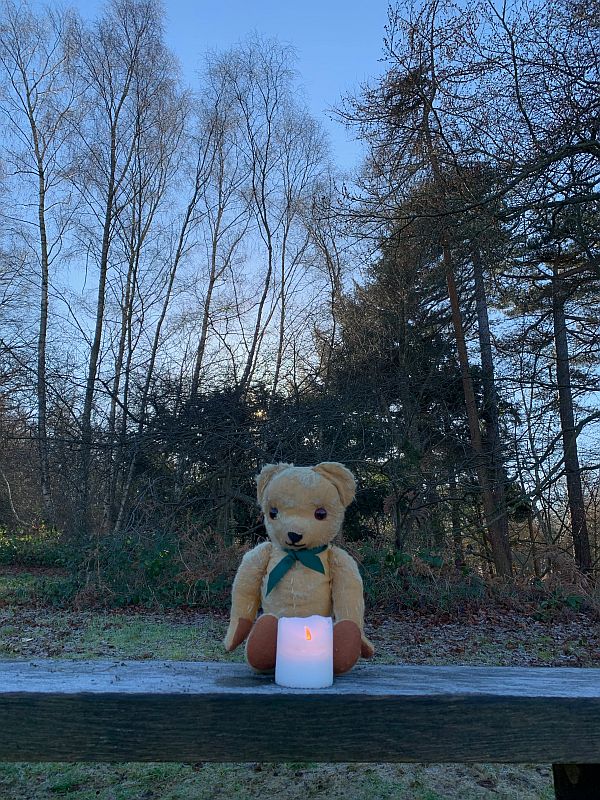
[{"x1": 0, "y1": 660, "x2": 599, "y2": 763}]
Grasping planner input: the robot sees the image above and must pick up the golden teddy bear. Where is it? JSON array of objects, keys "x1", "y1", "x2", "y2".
[{"x1": 224, "y1": 461, "x2": 374, "y2": 674}]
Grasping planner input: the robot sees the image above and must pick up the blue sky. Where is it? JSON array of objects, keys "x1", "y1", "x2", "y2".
[{"x1": 70, "y1": 0, "x2": 391, "y2": 172}]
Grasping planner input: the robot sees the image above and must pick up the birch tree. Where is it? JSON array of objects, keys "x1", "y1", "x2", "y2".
[
  {"x1": 207, "y1": 37, "x2": 328, "y2": 398},
  {"x1": 69, "y1": 0, "x2": 178, "y2": 535},
  {"x1": 0, "y1": 0, "x2": 77, "y2": 522}
]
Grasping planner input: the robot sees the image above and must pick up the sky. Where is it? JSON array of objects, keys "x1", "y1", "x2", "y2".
[{"x1": 69, "y1": 0, "x2": 391, "y2": 173}]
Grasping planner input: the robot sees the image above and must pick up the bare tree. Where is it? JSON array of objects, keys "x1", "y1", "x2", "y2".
[
  {"x1": 0, "y1": 0, "x2": 77, "y2": 523},
  {"x1": 102, "y1": 56, "x2": 188, "y2": 532},
  {"x1": 111, "y1": 96, "x2": 237, "y2": 533},
  {"x1": 300, "y1": 175, "x2": 350, "y2": 389},
  {"x1": 207, "y1": 37, "x2": 328, "y2": 398},
  {"x1": 188, "y1": 74, "x2": 252, "y2": 402},
  {"x1": 69, "y1": 0, "x2": 177, "y2": 536},
  {"x1": 470, "y1": 0, "x2": 600, "y2": 571}
]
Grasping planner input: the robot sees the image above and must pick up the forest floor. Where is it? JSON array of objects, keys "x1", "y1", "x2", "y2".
[{"x1": 0, "y1": 571, "x2": 599, "y2": 800}]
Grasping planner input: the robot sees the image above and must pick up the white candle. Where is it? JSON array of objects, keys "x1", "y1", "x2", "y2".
[{"x1": 275, "y1": 615, "x2": 333, "y2": 688}]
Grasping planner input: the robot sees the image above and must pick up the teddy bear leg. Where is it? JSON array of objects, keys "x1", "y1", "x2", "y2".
[
  {"x1": 246, "y1": 613, "x2": 278, "y2": 672},
  {"x1": 333, "y1": 619, "x2": 362, "y2": 675}
]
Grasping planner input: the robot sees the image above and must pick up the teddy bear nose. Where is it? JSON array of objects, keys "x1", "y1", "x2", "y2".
[{"x1": 287, "y1": 531, "x2": 303, "y2": 544}]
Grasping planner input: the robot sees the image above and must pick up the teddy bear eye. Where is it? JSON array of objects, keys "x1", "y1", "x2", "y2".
[
  {"x1": 314, "y1": 508, "x2": 327, "y2": 520},
  {"x1": 269, "y1": 507, "x2": 278, "y2": 519}
]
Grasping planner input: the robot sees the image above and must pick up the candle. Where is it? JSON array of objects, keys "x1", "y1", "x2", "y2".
[{"x1": 275, "y1": 615, "x2": 333, "y2": 688}]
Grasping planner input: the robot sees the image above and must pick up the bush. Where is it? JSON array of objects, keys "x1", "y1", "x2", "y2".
[
  {"x1": 352, "y1": 539, "x2": 600, "y2": 617},
  {"x1": 0, "y1": 524, "x2": 68, "y2": 567},
  {"x1": 353, "y1": 541, "x2": 488, "y2": 612},
  {"x1": 0, "y1": 573, "x2": 77, "y2": 606},
  {"x1": 69, "y1": 522, "x2": 244, "y2": 609}
]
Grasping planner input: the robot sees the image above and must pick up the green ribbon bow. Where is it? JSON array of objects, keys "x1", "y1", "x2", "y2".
[{"x1": 266, "y1": 544, "x2": 328, "y2": 596}]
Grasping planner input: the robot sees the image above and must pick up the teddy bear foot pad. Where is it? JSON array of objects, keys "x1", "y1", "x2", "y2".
[
  {"x1": 333, "y1": 620, "x2": 362, "y2": 675},
  {"x1": 246, "y1": 614, "x2": 278, "y2": 672}
]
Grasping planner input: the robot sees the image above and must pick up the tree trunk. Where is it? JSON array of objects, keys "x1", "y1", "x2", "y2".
[
  {"x1": 32, "y1": 125, "x2": 52, "y2": 524},
  {"x1": 472, "y1": 247, "x2": 509, "y2": 555},
  {"x1": 418, "y1": 88, "x2": 511, "y2": 576},
  {"x1": 79, "y1": 67, "x2": 138, "y2": 537},
  {"x1": 444, "y1": 242, "x2": 512, "y2": 576},
  {"x1": 190, "y1": 169, "x2": 226, "y2": 402},
  {"x1": 449, "y1": 472, "x2": 465, "y2": 568},
  {"x1": 551, "y1": 270, "x2": 592, "y2": 573},
  {"x1": 103, "y1": 232, "x2": 137, "y2": 533},
  {"x1": 79, "y1": 137, "x2": 116, "y2": 536},
  {"x1": 271, "y1": 232, "x2": 288, "y2": 400},
  {"x1": 112, "y1": 170, "x2": 205, "y2": 534},
  {"x1": 526, "y1": 510, "x2": 542, "y2": 579}
]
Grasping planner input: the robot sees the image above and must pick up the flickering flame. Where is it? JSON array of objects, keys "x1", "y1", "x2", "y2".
[{"x1": 304, "y1": 626, "x2": 312, "y2": 641}]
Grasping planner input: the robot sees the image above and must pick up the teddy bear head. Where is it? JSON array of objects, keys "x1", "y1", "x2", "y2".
[{"x1": 255, "y1": 462, "x2": 356, "y2": 551}]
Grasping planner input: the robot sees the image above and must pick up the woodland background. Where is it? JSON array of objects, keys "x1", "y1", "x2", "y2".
[{"x1": 0, "y1": 0, "x2": 599, "y2": 610}]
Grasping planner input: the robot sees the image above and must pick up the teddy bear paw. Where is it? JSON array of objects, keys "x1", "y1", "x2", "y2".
[
  {"x1": 361, "y1": 636, "x2": 375, "y2": 659},
  {"x1": 333, "y1": 620, "x2": 362, "y2": 675},
  {"x1": 246, "y1": 614, "x2": 278, "y2": 672},
  {"x1": 224, "y1": 618, "x2": 253, "y2": 652}
]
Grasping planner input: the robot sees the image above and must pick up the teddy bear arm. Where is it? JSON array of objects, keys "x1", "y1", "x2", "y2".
[
  {"x1": 329, "y1": 546, "x2": 365, "y2": 627},
  {"x1": 224, "y1": 542, "x2": 271, "y2": 651},
  {"x1": 330, "y1": 546, "x2": 375, "y2": 658}
]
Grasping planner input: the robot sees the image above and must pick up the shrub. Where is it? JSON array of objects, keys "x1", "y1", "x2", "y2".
[
  {"x1": 69, "y1": 522, "x2": 244, "y2": 609},
  {"x1": 352, "y1": 540, "x2": 488, "y2": 612},
  {"x1": 0, "y1": 573, "x2": 77, "y2": 606},
  {"x1": 0, "y1": 524, "x2": 68, "y2": 567}
]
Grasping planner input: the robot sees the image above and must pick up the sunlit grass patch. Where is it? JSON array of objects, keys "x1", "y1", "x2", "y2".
[
  {"x1": 0, "y1": 608, "x2": 243, "y2": 661},
  {"x1": 78, "y1": 613, "x2": 239, "y2": 661}
]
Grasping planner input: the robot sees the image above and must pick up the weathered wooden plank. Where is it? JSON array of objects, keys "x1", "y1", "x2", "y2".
[{"x1": 0, "y1": 661, "x2": 599, "y2": 763}]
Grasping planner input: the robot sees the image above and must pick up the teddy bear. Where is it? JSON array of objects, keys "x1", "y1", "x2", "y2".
[{"x1": 223, "y1": 461, "x2": 374, "y2": 674}]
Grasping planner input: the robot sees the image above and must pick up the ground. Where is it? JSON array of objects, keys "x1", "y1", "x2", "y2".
[{"x1": 1, "y1": 574, "x2": 599, "y2": 800}]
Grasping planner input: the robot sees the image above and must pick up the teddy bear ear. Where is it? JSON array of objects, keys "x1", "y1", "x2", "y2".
[
  {"x1": 255, "y1": 463, "x2": 293, "y2": 506},
  {"x1": 312, "y1": 462, "x2": 356, "y2": 507}
]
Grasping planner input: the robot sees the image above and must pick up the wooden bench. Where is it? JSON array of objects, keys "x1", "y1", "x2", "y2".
[{"x1": 1, "y1": 660, "x2": 599, "y2": 799}]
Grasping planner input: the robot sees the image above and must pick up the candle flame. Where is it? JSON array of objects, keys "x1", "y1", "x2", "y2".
[{"x1": 304, "y1": 626, "x2": 312, "y2": 641}]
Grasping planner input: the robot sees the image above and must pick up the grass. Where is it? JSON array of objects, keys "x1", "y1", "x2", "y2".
[
  {"x1": 80, "y1": 615, "x2": 225, "y2": 660},
  {"x1": 0, "y1": 761, "x2": 555, "y2": 800},
  {"x1": 0, "y1": 608, "x2": 246, "y2": 662}
]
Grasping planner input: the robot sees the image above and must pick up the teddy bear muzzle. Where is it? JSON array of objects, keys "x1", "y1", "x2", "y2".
[{"x1": 286, "y1": 531, "x2": 303, "y2": 546}]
